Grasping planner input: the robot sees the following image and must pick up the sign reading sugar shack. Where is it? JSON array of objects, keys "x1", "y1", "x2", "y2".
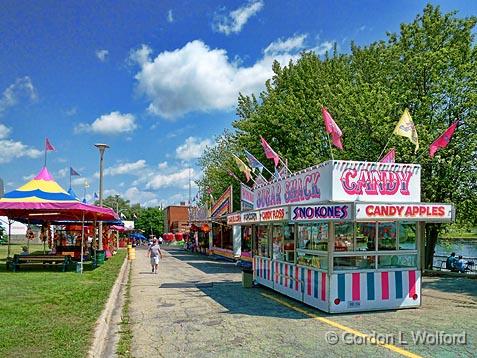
[{"x1": 254, "y1": 161, "x2": 421, "y2": 209}]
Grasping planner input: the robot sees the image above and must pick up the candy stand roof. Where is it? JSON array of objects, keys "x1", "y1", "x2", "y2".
[{"x1": 0, "y1": 167, "x2": 118, "y2": 221}]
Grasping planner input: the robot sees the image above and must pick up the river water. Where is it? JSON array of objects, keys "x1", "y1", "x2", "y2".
[{"x1": 435, "y1": 239, "x2": 477, "y2": 258}]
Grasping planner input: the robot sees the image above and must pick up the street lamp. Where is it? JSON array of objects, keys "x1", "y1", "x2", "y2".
[{"x1": 95, "y1": 143, "x2": 109, "y2": 250}]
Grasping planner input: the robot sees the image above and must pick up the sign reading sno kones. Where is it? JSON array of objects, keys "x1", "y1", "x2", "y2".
[
  {"x1": 355, "y1": 203, "x2": 454, "y2": 221},
  {"x1": 291, "y1": 204, "x2": 352, "y2": 221}
]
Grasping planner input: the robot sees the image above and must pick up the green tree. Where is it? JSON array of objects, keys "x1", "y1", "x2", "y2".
[
  {"x1": 199, "y1": 5, "x2": 477, "y2": 269},
  {"x1": 135, "y1": 207, "x2": 164, "y2": 236}
]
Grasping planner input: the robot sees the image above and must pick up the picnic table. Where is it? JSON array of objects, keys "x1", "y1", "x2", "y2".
[{"x1": 8, "y1": 254, "x2": 73, "y2": 272}]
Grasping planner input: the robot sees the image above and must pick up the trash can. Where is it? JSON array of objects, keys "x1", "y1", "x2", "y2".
[
  {"x1": 127, "y1": 247, "x2": 136, "y2": 260},
  {"x1": 237, "y1": 260, "x2": 253, "y2": 288},
  {"x1": 242, "y1": 270, "x2": 253, "y2": 288},
  {"x1": 95, "y1": 250, "x2": 106, "y2": 266}
]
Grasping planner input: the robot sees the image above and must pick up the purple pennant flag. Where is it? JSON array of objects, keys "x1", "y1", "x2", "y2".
[
  {"x1": 70, "y1": 167, "x2": 80, "y2": 176},
  {"x1": 244, "y1": 150, "x2": 265, "y2": 173}
]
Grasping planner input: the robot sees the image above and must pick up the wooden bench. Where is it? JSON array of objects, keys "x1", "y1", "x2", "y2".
[{"x1": 9, "y1": 254, "x2": 72, "y2": 272}]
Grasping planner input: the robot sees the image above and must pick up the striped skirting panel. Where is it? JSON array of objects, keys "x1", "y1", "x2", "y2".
[{"x1": 329, "y1": 270, "x2": 420, "y2": 313}]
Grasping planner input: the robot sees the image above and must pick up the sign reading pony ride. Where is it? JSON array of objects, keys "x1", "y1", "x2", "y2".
[
  {"x1": 254, "y1": 160, "x2": 421, "y2": 210},
  {"x1": 211, "y1": 186, "x2": 233, "y2": 218}
]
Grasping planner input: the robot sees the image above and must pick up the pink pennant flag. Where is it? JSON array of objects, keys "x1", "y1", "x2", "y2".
[
  {"x1": 429, "y1": 121, "x2": 458, "y2": 158},
  {"x1": 45, "y1": 138, "x2": 55, "y2": 151},
  {"x1": 379, "y1": 148, "x2": 396, "y2": 163},
  {"x1": 260, "y1": 136, "x2": 280, "y2": 167},
  {"x1": 322, "y1": 107, "x2": 343, "y2": 150}
]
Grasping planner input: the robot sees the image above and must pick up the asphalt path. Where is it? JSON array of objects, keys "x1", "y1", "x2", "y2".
[{"x1": 129, "y1": 246, "x2": 476, "y2": 358}]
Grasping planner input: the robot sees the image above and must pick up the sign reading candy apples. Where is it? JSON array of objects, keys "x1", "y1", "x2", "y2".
[{"x1": 355, "y1": 203, "x2": 453, "y2": 221}]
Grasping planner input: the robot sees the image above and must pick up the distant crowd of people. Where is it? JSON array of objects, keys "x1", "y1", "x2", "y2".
[{"x1": 446, "y1": 252, "x2": 474, "y2": 273}]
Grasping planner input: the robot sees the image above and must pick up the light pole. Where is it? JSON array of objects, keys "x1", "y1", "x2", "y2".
[{"x1": 95, "y1": 143, "x2": 109, "y2": 251}]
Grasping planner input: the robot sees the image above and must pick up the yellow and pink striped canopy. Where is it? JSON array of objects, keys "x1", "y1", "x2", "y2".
[{"x1": 0, "y1": 167, "x2": 118, "y2": 221}]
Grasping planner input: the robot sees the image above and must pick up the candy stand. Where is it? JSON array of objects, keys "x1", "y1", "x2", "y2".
[{"x1": 229, "y1": 160, "x2": 454, "y2": 313}]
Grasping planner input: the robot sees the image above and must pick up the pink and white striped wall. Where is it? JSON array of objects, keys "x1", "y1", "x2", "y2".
[{"x1": 254, "y1": 256, "x2": 420, "y2": 313}]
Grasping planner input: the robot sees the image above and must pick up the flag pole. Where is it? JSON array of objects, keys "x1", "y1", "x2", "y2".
[
  {"x1": 327, "y1": 133, "x2": 334, "y2": 161},
  {"x1": 377, "y1": 137, "x2": 393, "y2": 162}
]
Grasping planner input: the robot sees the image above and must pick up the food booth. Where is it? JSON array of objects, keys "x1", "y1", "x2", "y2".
[
  {"x1": 210, "y1": 186, "x2": 236, "y2": 259},
  {"x1": 229, "y1": 160, "x2": 454, "y2": 313}
]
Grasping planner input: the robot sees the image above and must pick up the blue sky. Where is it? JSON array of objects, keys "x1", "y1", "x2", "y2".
[{"x1": 0, "y1": 0, "x2": 475, "y2": 208}]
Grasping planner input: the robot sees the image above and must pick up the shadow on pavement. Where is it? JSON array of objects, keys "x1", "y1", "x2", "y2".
[
  {"x1": 422, "y1": 276, "x2": 477, "y2": 298},
  {"x1": 165, "y1": 248, "x2": 241, "y2": 275},
  {"x1": 196, "y1": 281, "x2": 308, "y2": 319}
]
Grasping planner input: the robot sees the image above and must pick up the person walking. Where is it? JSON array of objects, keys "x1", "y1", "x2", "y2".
[{"x1": 147, "y1": 239, "x2": 163, "y2": 274}]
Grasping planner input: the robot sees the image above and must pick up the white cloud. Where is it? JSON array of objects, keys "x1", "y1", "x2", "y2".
[
  {"x1": 167, "y1": 9, "x2": 174, "y2": 23},
  {"x1": 104, "y1": 160, "x2": 147, "y2": 176},
  {"x1": 0, "y1": 77, "x2": 37, "y2": 115},
  {"x1": 65, "y1": 107, "x2": 77, "y2": 116},
  {"x1": 158, "y1": 161, "x2": 168, "y2": 169},
  {"x1": 75, "y1": 111, "x2": 137, "y2": 135},
  {"x1": 146, "y1": 168, "x2": 195, "y2": 190},
  {"x1": 312, "y1": 41, "x2": 334, "y2": 56},
  {"x1": 176, "y1": 137, "x2": 212, "y2": 160},
  {"x1": 213, "y1": 0, "x2": 264, "y2": 35},
  {"x1": 96, "y1": 49, "x2": 109, "y2": 62},
  {"x1": 166, "y1": 193, "x2": 188, "y2": 206},
  {"x1": 123, "y1": 187, "x2": 159, "y2": 207},
  {"x1": 71, "y1": 177, "x2": 86, "y2": 186},
  {"x1": 130, "y1": 40, "x2": 299, "y2": 119},
  {"x1": 0, "y1": 126, "x2": 42, "y2": 164},
  {"x1": 264, "y1": 34, "x2": 307, "y2": 55},
  {"x1": 22, "y1": 173, "x2": 35, "y2": 181},
  {"x1": 57, "y1": 168, "x2": 69, "y2": 178},
  {"x1": 0, "y1": 124, "x2": 11, "y2": 139},
  {"x1": 0, "y1": 140, "x2": 42, "y2": 163}
]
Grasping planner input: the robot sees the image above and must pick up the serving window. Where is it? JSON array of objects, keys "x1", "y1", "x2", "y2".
[
  {"x1": 296, "y1": 223, "x2": 328, "y2": 269},
  {"x1": 334, "y1": 222, "x2": 354, "y2": 251},
  {"x1": 398, "y1": 222, "x2": 416, "y2": 250},
  {"x1": 297, "y1": 223, "x2": 328, "y2": 251},
  {"x1": 241, "y1": 226, "x2": 253, "y2": 255},
  {"x1": 255, "y1": 225, "x2": 270, "y2": 258},
  {"x1": 333, "y1": 222, "x2": 418, "y2": 271},
  {"x1": 271, "y1": 224, "x2": 294, "y2": 262}
]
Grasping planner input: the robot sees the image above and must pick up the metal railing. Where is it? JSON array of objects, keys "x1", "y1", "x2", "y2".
[{"x1": 432, "y1": 254, "x2": 477, "y2": 274}]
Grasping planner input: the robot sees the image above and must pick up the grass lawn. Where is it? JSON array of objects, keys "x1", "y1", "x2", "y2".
[{"x1": 0, "y1": 244, "x2": 126, "y2": 358}]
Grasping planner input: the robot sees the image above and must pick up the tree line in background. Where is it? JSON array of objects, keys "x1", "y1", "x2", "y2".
[
  {"x1": 100, "y1": 195, "x2": 165, "y2": 236},
  {"x1": 197, "y1": 5, "x2": 477, "y2": 269}
]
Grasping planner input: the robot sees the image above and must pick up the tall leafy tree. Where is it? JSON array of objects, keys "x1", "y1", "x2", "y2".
[{"x1": 199, "y1": 5, "x2": 477, "y2": 269}]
